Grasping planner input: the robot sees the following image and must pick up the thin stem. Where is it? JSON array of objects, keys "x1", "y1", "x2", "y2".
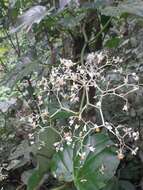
[
  {"x1": 89, "y1": 17, "x2": 112, "y2": 46},
  {"x1": 79, "y1": 87, "x2": 86, "y2": 113},
  {"x1": 81, "y1": 23, "x2": 88, "y2": 65},
  {"x1": 15, "y1": 33, "x2": 21, "y2": 56},
  {"x1": 51, "y1": 184, "x2": 69, "y2": 190}
]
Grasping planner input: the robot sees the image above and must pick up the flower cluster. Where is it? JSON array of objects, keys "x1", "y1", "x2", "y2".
[
  {"x1": 48, "y1": 51, "x2": 141, "y2": 156},
  {"x1": 24, "y1": 50, "x2": 141, "y2": 158}
]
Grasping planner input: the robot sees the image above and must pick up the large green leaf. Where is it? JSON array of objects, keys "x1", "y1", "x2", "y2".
[
  {"x1": 6, "y1": 127, "x2": 60, "y2": 189},
  {"x1": 27, "y1": 127, "x2": 60, "y2": 190},
  {"x1": 27, "y1": 156, "x2": 51, "y2": 190},
  {"x1": 37, "y1": 127, "x2": 60, "y2": 158},
  {"x1": 52, "y1": 133, "x2": 120, "y2": 190},
  {"x1": 74, "y1": 133, "x2": 119, "y2": 190}
]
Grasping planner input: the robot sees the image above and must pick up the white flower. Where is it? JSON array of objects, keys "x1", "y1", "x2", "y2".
[
  {"x1": 132, "y1": 132, "x2": 139, "y2": 141},
  {"x1": 71, "y1": 73, "x2": 78, "y2": 81},
  {"x1": 71, "y1": 83, "x2": 78, "y2": 90},
  {"x1": 131, "y1": 147, "x2": 139, "y2": 155},
  {"x1": 60, "y1": 58, "x2": 75, "y2": 68},
  {"x1": 80, "y1": 69, "x2": 85, "y2": 74},
  {"x1": 89, "y1": 72, "x2": 94, "y2": 78},
  {"x1": 66, "y1": 141, "x2": 72, "y2": 145},
  {"x1": 132, "y1": 72, "x2": 136, "y2": 76},
  {"x1": 53, "y1": 142, "x2": 60, "y2": 147},
  {"x1": 30, "y1": 141, "x2": 35, "y2": 145},
  {"x1": 80, "y1": 179, "x2": 87, "y2": 183},
  {"x1": 69, "y1": 119, "x2": 74, "y2": 126},
  {"x1": 70, "y1": 94, "x2": 79, "y2": 103},
  {"x1": 113, "y1": 56, "x2": 123, "y2": 63},
  {"x1": 123, "y1": 104, "x2": 128, "y2": 111},
  {"x1": 28, "y1": 133, "x2": 34, "y2": 139},
  {"x1": 86, "y1": 53, "x2": 95, "y2": 64},
  {"x1": 99, "y1": 164, "x2": 105, "y2": 174},
  {"x1": 132, "y1": 73, "x2": 139, "y2": 81},
  {"x1": 75, "y1": 124, "x2": 80, "y2": 130},
  {"x1": 64, "y1": 132, "x2": 72, "y2": 145},
  {"x1": 89, "y1": 146, "x2": 95, "y2": 152},
  {"x1": 28, "y1": 117, "x2": 33, "y2": 123},
  {"x1": 83, "y1": 125, "x2": 87, "y2": 132},
  {"x1": 65, "y1": 136, "x2": 72, "y2": 142},
  {"x1": 79, "y1": 152, "x2": 86, "y2": 160},
  {"x1": 97, "y1": 52, "x2": 105, "y2": 64},
  {"x1": 59, "y1": 146, "x2": 64, "y2": 152},
  {"x1": 105, "y1": 122, "x2": 112, "y2": 131},
  {"x1": 96, "y1": 101, "x2": 101, "y2": 108},
  {"x1": 124, "y1": 77, "x2": 128, "y2": 83},
  {"x1": 55, "y1": 145, "x2": 64, "y2": 152},
  {"x1": 56, "y1": 77, "x2": 65, "y2": 86}
]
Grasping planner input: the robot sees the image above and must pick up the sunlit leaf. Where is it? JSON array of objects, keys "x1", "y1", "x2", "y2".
[
  {"x1": 10, "y1": 6, "x2": 53, "y2": 33},
  {"x1": 0, "y1": 47, "x2": 9, "y2": 57}
]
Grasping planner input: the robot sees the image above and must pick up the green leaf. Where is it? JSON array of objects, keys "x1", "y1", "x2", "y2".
[
  {"x1": 21, "y1": 169, "x2": 34, "y2": 185},
  {"x1": 105, "y1": 37, "x2": 121, "y2": 48},
  {"x1": 37, "y1": 127, "x2": 60, "y2": 158},
  {"x1": 53, "y1": 146, "x2": 73, "y2": 182},
  {"x1": 74, "y1": 133, "x2": 119, "y2": 190},
  {"x1": 27, "y1": 168, "x2": 45, "y2": 190},
  {"x1": 27, "y1": 127, "x2": 60, "y2": 190},
  {"x1": 52, "y1": 133, "x2": 120, "y2": 190},
  {"x1": 51, "y1": 110, "x2": 76, "y2": 119},
  {"x1": 0, "y1": 47, "x2": 8, "y2": 57},
  {"x1": 27, "y1": 155, "x2": 53, "y2": 190}
]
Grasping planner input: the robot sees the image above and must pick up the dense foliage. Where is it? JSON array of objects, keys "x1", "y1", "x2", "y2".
[{"x1": 0, "y1": 0, "x2": 143, "y2": 190}]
